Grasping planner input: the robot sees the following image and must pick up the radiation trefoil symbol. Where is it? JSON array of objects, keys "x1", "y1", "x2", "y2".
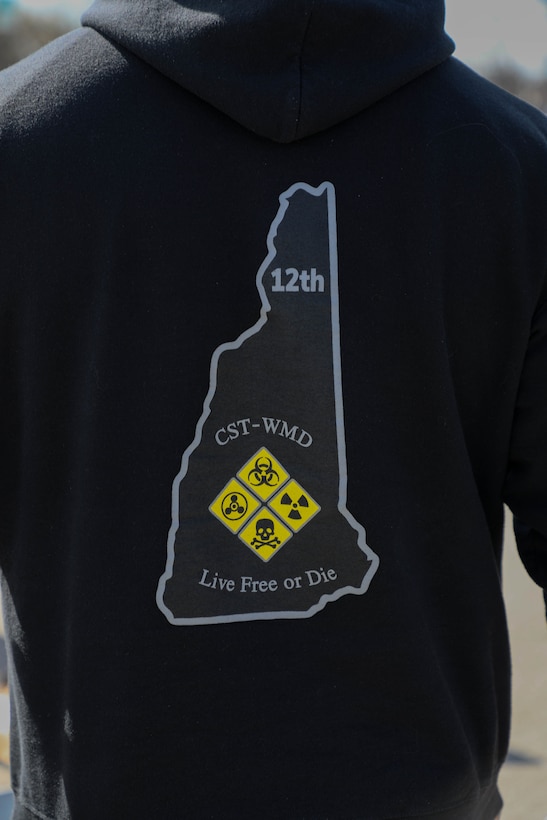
[{"x1": 209, "y1": 448, "x2": 320, "y2": 562}]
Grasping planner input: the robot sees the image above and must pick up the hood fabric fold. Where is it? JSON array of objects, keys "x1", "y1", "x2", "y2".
[{"x1": 82, "y1": 0, "x2": 454, "y2": 142}]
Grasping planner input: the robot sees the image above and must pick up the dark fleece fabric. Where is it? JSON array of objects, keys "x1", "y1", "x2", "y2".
[{"x1": 0, "y1": 1, "x2": 546, "y2": 818}]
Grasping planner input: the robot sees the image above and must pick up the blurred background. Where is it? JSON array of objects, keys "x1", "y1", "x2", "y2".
[{"x1": 0, "y1": 1, "x2": 546, "y2": 818}]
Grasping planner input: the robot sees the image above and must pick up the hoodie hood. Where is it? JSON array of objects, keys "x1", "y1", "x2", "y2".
[{"x1": 82, "y1": 0, "x2": 454, "y2": 142}]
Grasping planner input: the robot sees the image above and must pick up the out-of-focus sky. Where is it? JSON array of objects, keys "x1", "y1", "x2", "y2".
[
  {"x1": 446, "y1": 0, "x2": 547, "y2": 75},
  {"x1": 14, "y1": 0, "x2": 547, "y2": 76}
]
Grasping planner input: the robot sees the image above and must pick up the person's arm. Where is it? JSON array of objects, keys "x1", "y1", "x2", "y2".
[{"x1": 504, "y1": 287, "x2": 547, "y2": 617}]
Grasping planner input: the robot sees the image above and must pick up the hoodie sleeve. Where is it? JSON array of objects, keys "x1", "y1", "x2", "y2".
[{"x1": 504, "y1": 279, "x2": 547, "y2": 618}]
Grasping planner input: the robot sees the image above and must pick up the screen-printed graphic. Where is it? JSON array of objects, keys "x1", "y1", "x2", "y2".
[
  {"x1": 209, "y1": 447, "x2": 320, "y2": 563},
  {"x1": 157, "y1": 182, "x2": 379, "y2": 624}
]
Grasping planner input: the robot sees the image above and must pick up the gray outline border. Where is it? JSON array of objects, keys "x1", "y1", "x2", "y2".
[{"x1": 156, "y1": 181, "x2": 380, "y2": 625}]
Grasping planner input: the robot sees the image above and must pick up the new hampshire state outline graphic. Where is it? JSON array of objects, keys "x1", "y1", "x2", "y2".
[{"x1": 157, "y1": 181, "x2": 379, "y2": 625}]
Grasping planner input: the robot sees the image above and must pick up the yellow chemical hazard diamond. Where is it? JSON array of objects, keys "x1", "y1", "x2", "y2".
[
  {"x1": 238, "y1": 509, "x2": 292, "y2": 562},
  {"x1": 237, "y1": 447, "x2": 289, "y2": 501},
  {"x1": 209, "y1": 478, "x2": 261, "y2": 534},
  {"x1": 269, "y1": 479, "x2": 321, "y2": 532}
]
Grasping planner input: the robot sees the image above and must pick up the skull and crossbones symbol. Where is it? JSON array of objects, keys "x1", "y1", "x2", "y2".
[{"x1": 250, "y1": 518, "x2": 281, "y2": 549}]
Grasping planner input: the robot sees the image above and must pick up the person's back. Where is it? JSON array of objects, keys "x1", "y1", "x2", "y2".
[{"x1": 0, "y1": 1, "x2": 546, "y2": 818}]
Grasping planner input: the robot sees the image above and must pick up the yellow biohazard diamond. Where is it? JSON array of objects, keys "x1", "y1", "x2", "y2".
[
  {"x1": 238, "y1": 509, "x2": 292, "y2": 562},
  {"x1": 209, "y1": 478, "x2": 261, "y2": 534},
  {"x1": 237, "y1": 447, "x2": 289, "y2": 501},
  {"x1": 269, "y1": 479, "x2": 321, "y2": 532}
]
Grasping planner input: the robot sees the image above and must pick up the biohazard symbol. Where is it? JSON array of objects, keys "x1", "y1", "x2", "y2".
[
  {"x1": 237, "y1": 448, "x2": 289, "y2": 501},
  {"x1": 209, "y1": 478, "x2": 260, "y2": 534},
  {"x1": 269, "y1": 479, "x2": 320, "y2": 532},
  {"x1": 238, "y1": 510, "x2": 292, "y2": 562},
  {"x1": 247, "y1": 456, "x2": 280, "y2": 489}
]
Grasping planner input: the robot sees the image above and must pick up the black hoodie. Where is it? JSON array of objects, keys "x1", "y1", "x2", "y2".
[{"x1": 1, "y1": 1, "x2": 546, "y2": 818}]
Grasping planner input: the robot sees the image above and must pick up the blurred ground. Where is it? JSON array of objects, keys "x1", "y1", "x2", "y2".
[
  {"x1": 0, "y1": 515, "x2": 544, "y2": 813},
  {"x1": 498, "y1": 518, "x2": 547, "y2": 819}
]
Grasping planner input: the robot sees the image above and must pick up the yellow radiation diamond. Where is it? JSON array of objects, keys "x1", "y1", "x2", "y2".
[
  {"x1": 269, "y1": 479, "x2": 321, "y2": 532},
  {"x1": 210, "y1": 478, "x2": 261, "y2": 534},
  {"x1": 238, "y1": 509, "x2": 292, "y2": 562},
  {"x1": 237, "y1": 447, "x2": 289, "y2": 501}
]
